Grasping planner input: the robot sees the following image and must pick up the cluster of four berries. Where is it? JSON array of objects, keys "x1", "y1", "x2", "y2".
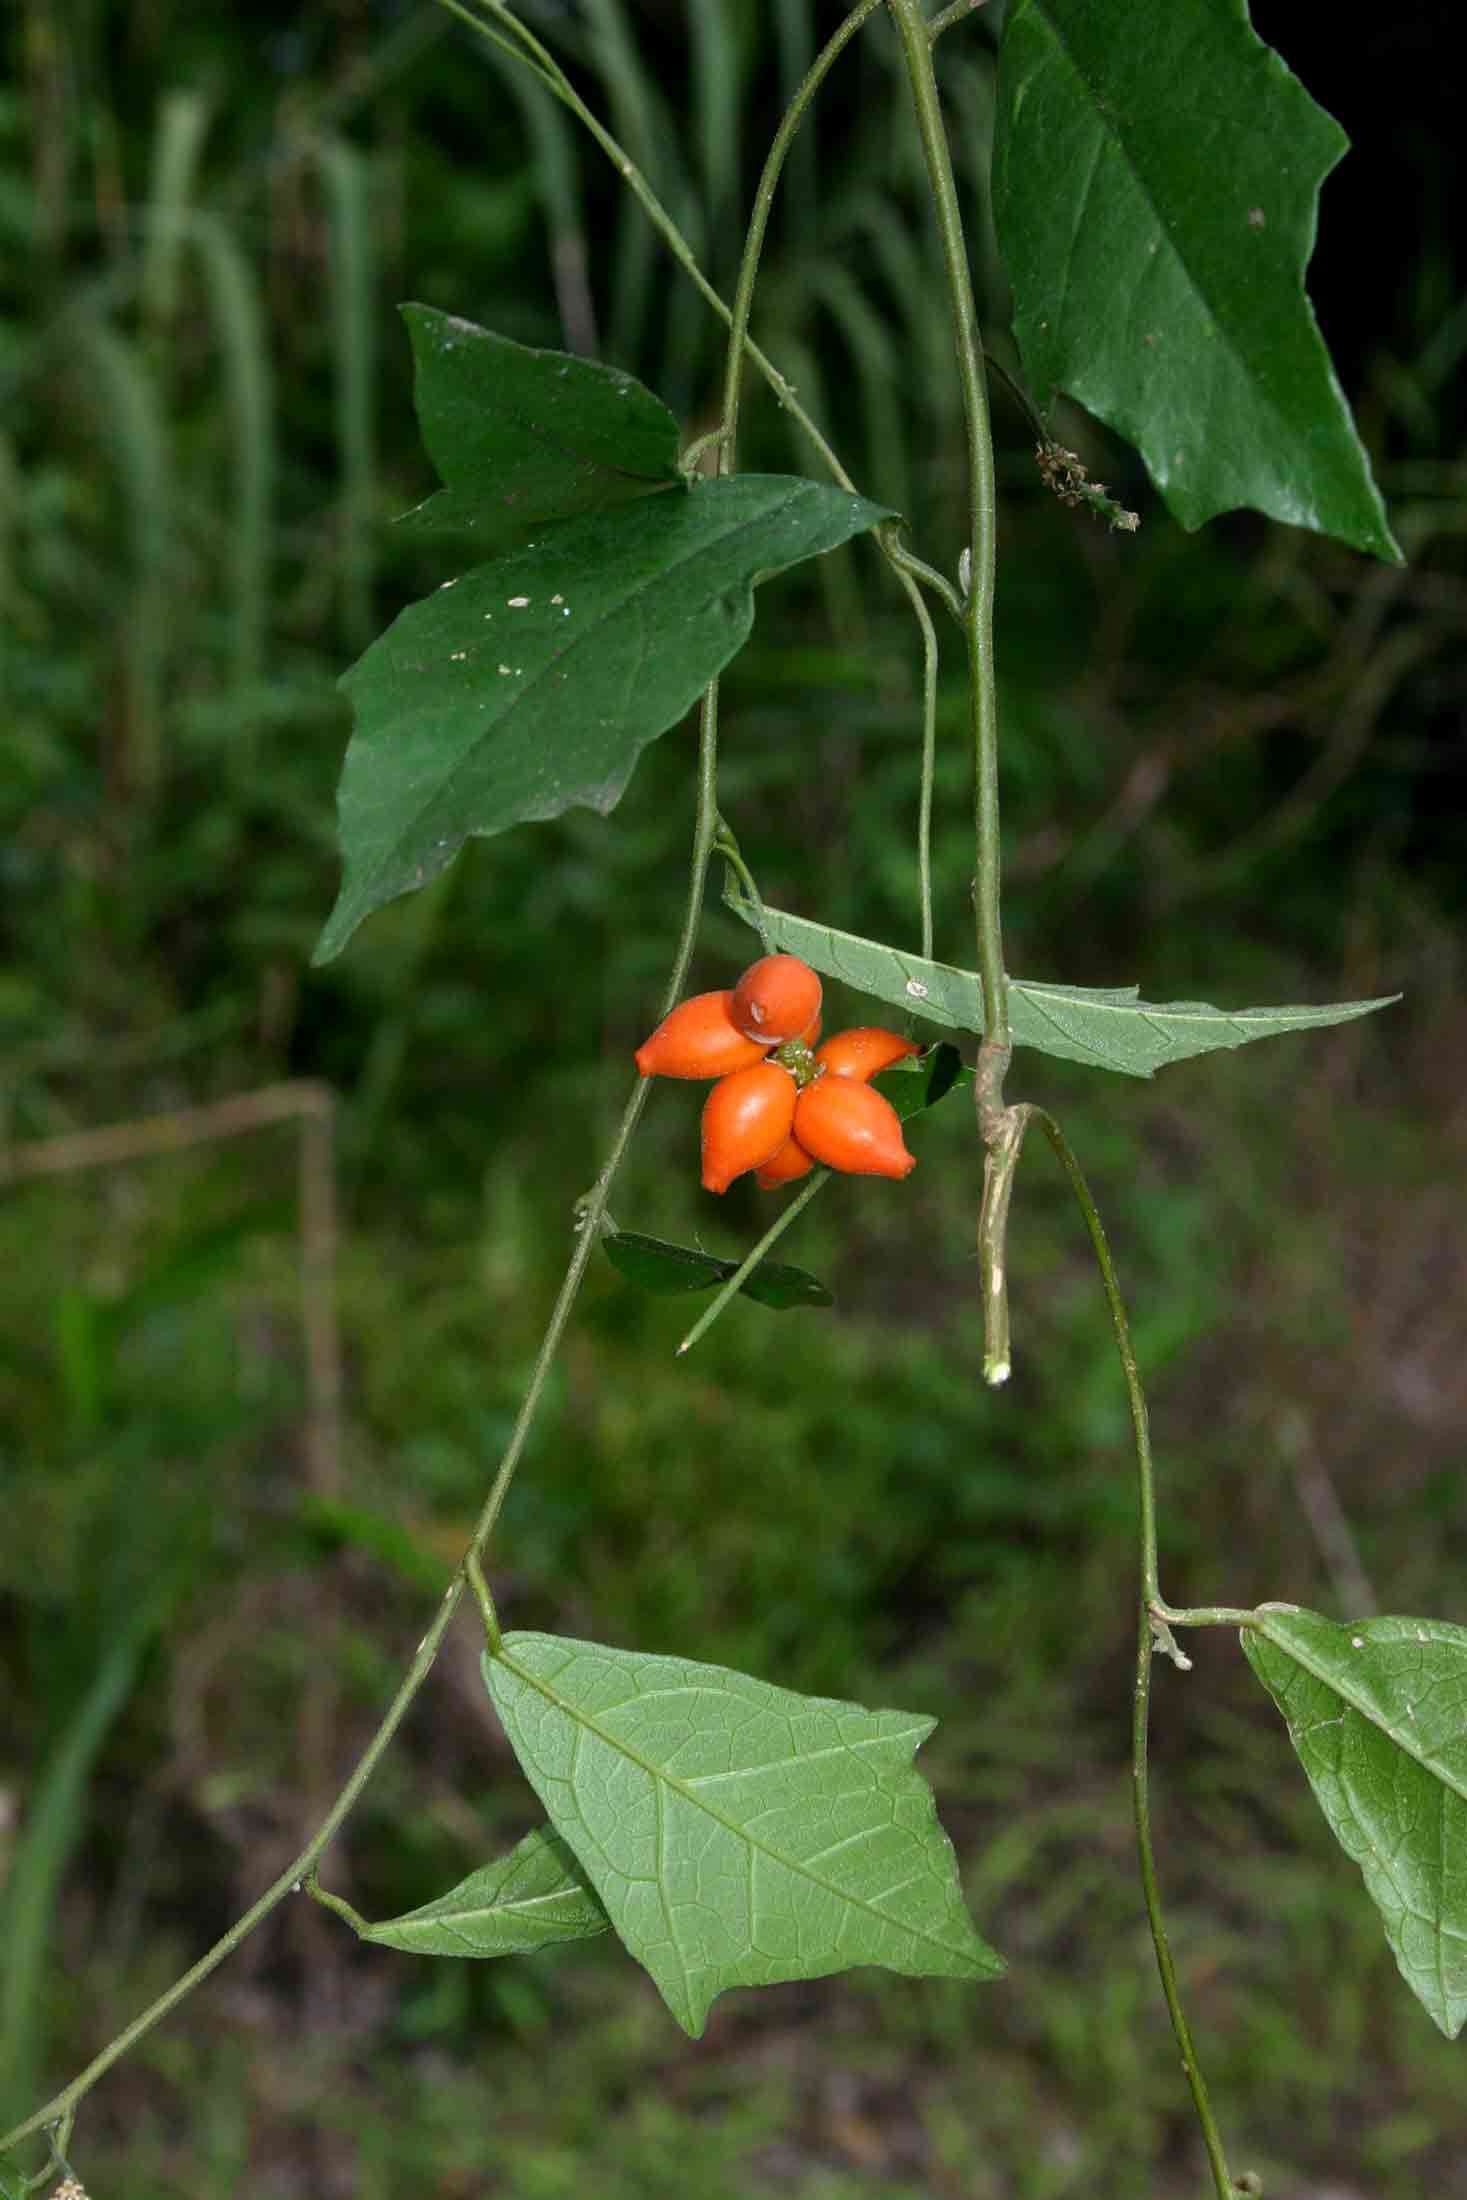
[{"x1": 635, "y1": 954, "x2": 919, "y2": 1193}]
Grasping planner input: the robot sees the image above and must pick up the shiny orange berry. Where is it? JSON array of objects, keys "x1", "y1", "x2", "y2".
[
  {"x1": 701, "y1": 1062, "x2": 798, "y2": 1194},
  {"x1": 754, "y1": 1134, "x2": 816, "y2": 1190},
  {"x1": 635, "y1": 991, "x2": 771, "y2": 1080},
  {"x1": 792, "y1": 1074, "x2": 915, "y2": 1180},
  {"x1": 730, "y1": 954, "x2": 823, "y2": 1044},
  {"x1": 814, "y1": 1027, "x2": 922, "y2": 1083}
]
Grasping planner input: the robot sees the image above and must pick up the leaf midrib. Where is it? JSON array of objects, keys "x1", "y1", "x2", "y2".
[
  {"x1": 1024, "y1": 0, "x2": 1319, "y2": 439},
  {"x1": 735, "y1": 899, "x2": 1397, "y2": 1064},
  {"x1": 495, "y1": 1646, "x2": 986, "y2": 1973},
  {"x1": 1253, "y1": 1617, "x2": 1467, "y2": 1807}
]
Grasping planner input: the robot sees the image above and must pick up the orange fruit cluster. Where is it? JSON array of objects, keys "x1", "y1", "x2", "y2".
[{"x1": 636, "y1": 955, "x2": 920, "y2": 1194}]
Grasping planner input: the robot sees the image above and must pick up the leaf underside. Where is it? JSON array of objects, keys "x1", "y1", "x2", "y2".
[
  {"x1": 314, "y1": 476, "x2": 888, "y2": 962},
  {"x1": 398, "y1": 305, "x2": 682, "y2": 553},
  {"x1": 602, "y1": 1229, "x2": 832, "y2": 1308},
  {"x1": 993, "y1": 0, "x2": 1399, "y2": 558},
  {"x1": 483, "y1": 1632, "x2": 1003, "y2": 2037},
  {"x1": 363, "y1": 1826, "x2": 610, "y2": 1957},
  {"x1": 728, "y1": 896, "x2": 1397, "y2": 1077},
  {"x1": 1244, "y1": 1607, "x2": 1467, "y2": 2038}
]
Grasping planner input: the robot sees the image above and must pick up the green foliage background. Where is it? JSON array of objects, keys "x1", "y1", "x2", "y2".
[{"x1": 3, "y1": 1, "x2": 1465, "y2": 2192}]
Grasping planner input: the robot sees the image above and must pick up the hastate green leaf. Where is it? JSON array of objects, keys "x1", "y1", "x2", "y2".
[
  {"x1": 314, "y1": 479, "x2": 888, "y2": 962},
  {"x1": 483, "y1": 1633, "x2": 1003, "y2": 2037},
  {"x1": 400, "y1": 305, "x2": 682, "y2": 551},
  {"x1": 1243, "y1": 1608, "x2": 1467, "y2": 2038},
  {"x1": 362, "y1": 1826, "x2": 609, "y2": 1958},
  {"x1": 728, "y1": 895, "x2": 1397, "y2": 1077},
  {"x1": 993, "y1": 0, "x2": 1400, "y2": 558},
  {"x1": 603, "y1": 1229, "x2": 832, "y2": 1310}
]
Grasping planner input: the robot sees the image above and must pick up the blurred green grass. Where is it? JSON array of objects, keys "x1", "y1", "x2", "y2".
[{"x1": 4, "y1": 2, "x2": 1467, "y2": 2193}]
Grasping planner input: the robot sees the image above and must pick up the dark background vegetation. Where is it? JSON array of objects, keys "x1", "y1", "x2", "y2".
[{"x1": 3, "y1": 2, "x2": 1465, "y2": 2194}]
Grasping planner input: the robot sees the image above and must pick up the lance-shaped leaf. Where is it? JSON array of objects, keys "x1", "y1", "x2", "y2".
[
  {"x1": 483, "y1": 1633, "x2": 1003, "y2": 2037},
  {"x1": 398, "y1": 306, "x2": 682, "y2": 551},
  {"x1": 361, "y1": 1826, "x2": 610, "y2": 1958},
  {"x1": 314, "y1": 479, "x2": 889, "y2": 962},
  {"x1": 993, "y1": 0, "x2": 1399, "y2": 559},
  {"x1": 1243, "y1": 1607, "x2": 1467, "y2": 2039},
  {"x1": 727, "y1": 896, "x2": 1397, "y2": 1078},
  {"x1": 603, "y1": 1229, "x2": 832, "y2": 1309}
]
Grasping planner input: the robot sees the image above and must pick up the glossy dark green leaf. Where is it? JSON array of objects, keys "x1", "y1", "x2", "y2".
[
  {"x1": 398, "y1": 305, "x2": 682, "y2": 551},
  {"x1": 484, "y1": 1633, "x2": 1004, "y2": 2037},
  {"x1": 993, "y1": 0, "x2": 1399, "y2": 558},
  {"x1": 729, "y1": 896, "x2": 1398, "y2": 1077},
  {"x1": 362, "y1": 1827, "x2": 609, "y2": 1957},
  {"x1": 1244, "y1": 1607, "x2": 1467, "y2": 2038},
  {"x1": 874, "y1": 1042, "x2": 971, "y2": 1123},
  {"x1": 603, "y1": 1229, "x2": 832, "y2": 1310},
  {"x1": 314, "y1": 478, "x2": 888, "y2": 962}
]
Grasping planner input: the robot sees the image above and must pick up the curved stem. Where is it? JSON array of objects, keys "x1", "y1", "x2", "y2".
[
  {"x1": 461, "y1": 0, "x2": 949, "y2": 972},
  {"x1": 713, "y1": 820, "x2": 770, "y2": 952},
  {"x1": 880, "y1": 532, "x2": 965, "y2": 628},
  {"x1": 716, "y1": 0, "x2": 886, "y2": 469},
  {"x1": 1028, "y1": 1107, "x2": 1238, "y2": 2200},
  {"x1": 928, "y1": 0, "x2": 994, "y2": 38},
  {"x1": 910, "y1": 570, "x2": 940, "y2": 963},
  {"x1": 451, "y1": 0, "x2": 858, "y2": 498},
  {"x1": 0, "y1": 587, "x2": 728, "y2": 2187},
  {"x1": 885, "y1": 0, "x2": 1006, "y2": 1048}
]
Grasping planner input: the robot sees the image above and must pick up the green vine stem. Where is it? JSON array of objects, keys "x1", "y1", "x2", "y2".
[
  {"x1": 453, "y1": 0, "x2": 947, "y2": 964},
  {"x1": 928, "y1": 0, "x2": 992, "y2": 39},
  {"x1": 449, "y1": 0, "x2": 857, "y2": 500},
  {"x1": 713, "y1": 818, "x2": 769, "y2": 949},
  {"x1": 1025, "y1": 1103, "x2": 1245, "y2": 2200},
  {"x1": 885, "y1": 0, "x2": 1007, "y2": 1051},
  {"x1": 0, "y1": 572, "x2": 730, "y2": 2186},
  {"x1": 715, "y1": 0, "x2": 886, "y2": 469}
]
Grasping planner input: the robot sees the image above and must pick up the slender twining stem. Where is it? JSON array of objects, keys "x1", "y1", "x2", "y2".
[
  {"x1": 448, "y1": 0, "x2": 854, "y2": 495},
  {"x1": 910, "y1": 570, "x2": 939, "y2": 962},
  {"x1": 928, "y1": 0, "x2": 994, "y2": 39},
  {"x1": 456, "y1": 0, "x2": 945, "y2": 964},
  {"x1": 675, "y1": 1171, "x2": 829, "y2": 1358},
  {"x1": 881, "y1": 533, "x2": 965, "y2": 628},
  {"x1": 711, "y1": 0, "x2": 949, "y2": 964},
  {"x1": 716, "y1": 0, "x2": 885, "y2": 468},
  {"x1": 0, "y1": 592, "x2": 729, "y2": 2188},
  {"x1": 1028, "y1": 1107, "x2": 1240, "y2": 2200},
  {"x1": 886, "y1": 0, "x2": 1006, "y2": 1048},
  {"x1": 713, "y1": 820, "x2": 771, "y2": 952},
  {"x1": 302, "y1": 1872, "x2": 371, "y2": 1938}
]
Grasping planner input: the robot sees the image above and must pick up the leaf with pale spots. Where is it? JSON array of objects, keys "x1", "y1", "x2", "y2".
[
  {"x1": 314, "y1": 477, "x2": 888, "y2": 962},
  {"x1": 1244, "y1": 1607, "x2": 1467, "y2": 2037},
  {"x1": 727, "y1": 894, "x2": 1398, "y2": 1077},
  {"x1": 482, "y1": 1632, "x2": 1002, "y2": 2037}
]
